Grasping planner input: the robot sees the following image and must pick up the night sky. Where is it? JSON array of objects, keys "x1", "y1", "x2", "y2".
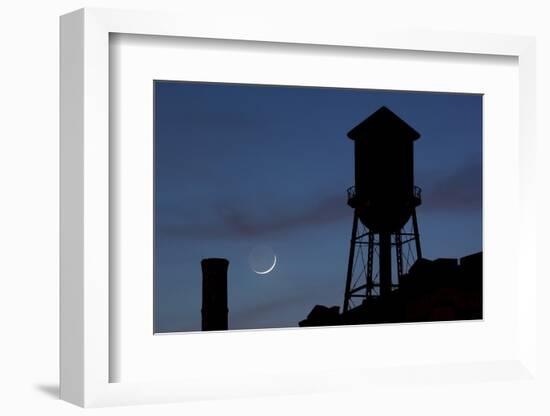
[{"x1": 154, "y1": 81, "x2": 482, "y2": 333}]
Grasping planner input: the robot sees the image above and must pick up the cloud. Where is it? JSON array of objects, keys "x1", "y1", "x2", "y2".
[
  {"x1": 421, "y1": 159, "x2": 482, "y2": 213},
  {"x1": 158, "y1": 192, "x2": 349, "y2": 240},
  {"x1": 158, "y1": 159, "x2": 482, "y2": 242}
]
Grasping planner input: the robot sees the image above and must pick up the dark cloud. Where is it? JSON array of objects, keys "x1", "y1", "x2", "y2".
[
  {"x1": 158, "y1": 192, "x2": 349, "y2": 240},
  {"x1": 421, "y1": 159, "x2": 482, "y2": 212}
]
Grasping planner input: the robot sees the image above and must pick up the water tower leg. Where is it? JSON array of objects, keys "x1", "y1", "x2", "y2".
[
  {"x1": 412, "y1": 208, "x2": 422, "y2": 260},
  {"x1": 395, "y1": 232, "x2": 403, "y2": 283},
  {"x1": 366, "y1": 232, "x2": 374, "y2": 297},
  {"x1": 379, "y1": 231, "x2": 392, "y2": 297},
  {"x1": 343, "y1": 210, "x2": 359, "y2": 313}
]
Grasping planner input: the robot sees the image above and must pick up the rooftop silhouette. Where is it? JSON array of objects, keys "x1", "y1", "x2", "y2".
[{"x1": 299, "y1": 251, "x2": 482, "y2": 327}]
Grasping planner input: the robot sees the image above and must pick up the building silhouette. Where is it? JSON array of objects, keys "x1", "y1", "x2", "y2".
[{"x1": 300, "y1": 252, "x2": 482, "y2": 327}]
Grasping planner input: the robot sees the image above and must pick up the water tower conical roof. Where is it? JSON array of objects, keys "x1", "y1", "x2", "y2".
[{"x1": 347, "y1": 106, "x2": 421, "y2": 142}]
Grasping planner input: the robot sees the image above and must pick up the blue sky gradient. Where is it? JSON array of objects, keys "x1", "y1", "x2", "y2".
[{"x1": 154, "y1": 81, "x2": 482, "y2": 332}]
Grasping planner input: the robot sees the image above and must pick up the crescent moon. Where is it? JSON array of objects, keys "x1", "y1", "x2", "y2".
[{"x1": 253, "y1": 255, "x2": 277, "y2": 275}]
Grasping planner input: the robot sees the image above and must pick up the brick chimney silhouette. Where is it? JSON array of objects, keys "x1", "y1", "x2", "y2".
[{"x1": 201, "y1": 258, "x2": 229, "y2": 331}]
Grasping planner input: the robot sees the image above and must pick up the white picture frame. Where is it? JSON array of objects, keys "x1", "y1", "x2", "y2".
[{"x1": 60, "y1": 7, "x2": 537, "y2": 408}]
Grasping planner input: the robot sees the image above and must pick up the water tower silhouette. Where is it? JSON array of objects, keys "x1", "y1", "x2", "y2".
[{"x1": 343, "y1": 106, "x2": 422, "y2": 313}]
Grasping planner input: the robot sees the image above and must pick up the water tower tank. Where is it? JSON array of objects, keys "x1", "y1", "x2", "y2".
[{"x1": 347, "y1": 106, "x2": 421, "y2": 233}]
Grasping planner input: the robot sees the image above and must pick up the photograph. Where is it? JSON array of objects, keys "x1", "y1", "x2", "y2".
[{"x1": 153, "y1": 81, "x2": 483, "y2": 333}]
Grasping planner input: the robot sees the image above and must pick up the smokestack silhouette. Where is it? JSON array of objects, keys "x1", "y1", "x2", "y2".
[{"x1": 201, "y1": 258, "x2": 229, "y2": 331}]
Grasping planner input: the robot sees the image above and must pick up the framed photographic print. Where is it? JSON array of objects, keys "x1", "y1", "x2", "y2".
[{"x1": 60, "y1": 8, "x2": 538, "y2": 408}]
